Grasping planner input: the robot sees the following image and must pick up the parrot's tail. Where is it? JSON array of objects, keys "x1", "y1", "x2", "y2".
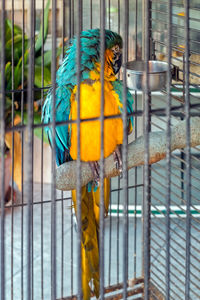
[{"x1": 72, "y1": 178, "x2": 110, "y2": 300}]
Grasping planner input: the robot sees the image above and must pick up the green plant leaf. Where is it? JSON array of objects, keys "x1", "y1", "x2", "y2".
[
  {"x1": 5, "y1": 62, "x2": 11, "y2": 82},
  {"x1": 6, "y1": 34, "x2": 23, "y2": 48},
  {"x1": 4, "y1": 19, "x2": 22, "y2": 41},
  {"x1": 5, "y1": 62, "x2": 12, "y2": 91},
  {"x1": 34, "y1": 65, "x2": 52, "y2": 88},
  {"x1": 35, "y1": 46, "x2": 63, "y2": 67},
  {"x1": 35, "y1": 0, "x2": 51, "y2": 53},
  {"x1": 35, "y1": 50, "x2": 52, "y2": 67},
  {"x1": 6, "y1": 34, "x2": 28, "y2": 64},
  {"x1": 24, "y1": 64, "x2": 51, "y2": 89},
  {"x1": 5, "y1": 19, "x2": 12, "y2": 42},
  {"x1": 14, "y1": 49, "x2": 29, "y2": 90}
]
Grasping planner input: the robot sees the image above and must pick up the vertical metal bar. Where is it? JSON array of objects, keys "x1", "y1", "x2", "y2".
[
  {"x1": 108, "y1": 190, "x2": 112, "y2": 286},
  {"x1": 135, "y1": 0, "x2": 138, "y2": 59},
  {"x1": 11, "y1": 1, "x2": 15, "y2": 298},
  {"x1": 108, "y1": 0, "x2": 111, "y2": 29},
  {"x1": 68, "y1": 4, "x2": 73, "y2": 295},
  {"x1": 100, "y1": 1, "x2": 105, "y2": 298},
  {"x1": 181, "y1": 58, "x2": 185, "y2": 203},
  {"x1": 71, "y1": 200, "x2": 74, "y2": 295},
  {"x1": 61, "y1": 1, "x2": 66, "y2": 297},
  {"x1": 31, "y1": 1, "x2": 36, "y2": 296},
  {"x1": 27, "y1": 0, "x2": 35, "y2": 299},
  {"x1": 133, "y1": 94, "x2": 138, "y2": 279},
  {"x1": 166, "y1": 0, "x2": 172, "y2": 299},
  {"x1": 62, "y1": 0, "x2": 66, "y2": 60},
  {"x1": 41, "y1": 132, "x2": 44, "y2": 300},
  {"x1": 143, "y1": 0, "x2": 151, "y2": 299},
  {"x1": 180, "y1": 150, "x2": 185, "y2": 201},
  {"x1": 76, "y1": 1, "x2": 82, "y2": 299},
  {"x1": 116, "y1": 0, "x2": 120, "y2": 285},
  {"x1": 61, "y1": 190, "x2": 64, "y2": 298},
  {"x1": 41, "y1": 0, "x2": 45, "y2": 298},
  {"x1": 122, "y1": 0, "x2": 129, "y2": 298},
  {"x1": 90, "y1": 0, "x2": 93, "y2": 29},
  {"x1": 51, "y1": 0, "x2": 57, "y2": 298},
  {"x1": 117, "y1": 0, "x2": 120, "y2": 34},
  {"x1": 116, "y1": 177, "x2": 120, "y2": 283},
  {"x1": 71, "y1": 0, "x2": 74, "y2": 37},
  {"x1": 68, "y1": 0, "x2": 72, "y2": 40},
  {"x1": 184, "y1": 0, "x2": 191, "y2": 298},
  {"x1": 21, "y1": 0, "x2": 25, "y2": 298},
  {"x1": 127, "y1": 0, "x2": 130, "y2": 280},
  {"x1": 0, "y1": 0, "x2": 6, "y2": 299}
]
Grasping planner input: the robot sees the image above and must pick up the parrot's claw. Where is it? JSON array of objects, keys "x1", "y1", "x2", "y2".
[
  {"x1": 113, "y1": 145, "x2": 123, "y2": 177},
  {"x1": 89, "y1": 161, "x2": 100, "y2": 187}
]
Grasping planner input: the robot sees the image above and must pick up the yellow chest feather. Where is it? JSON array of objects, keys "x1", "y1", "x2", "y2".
[{"x1": 70, "y1": 80, "x2": 123, "y2": 161}]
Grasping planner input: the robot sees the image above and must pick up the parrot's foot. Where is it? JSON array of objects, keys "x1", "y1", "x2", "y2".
[
  {"x1": 113, "y1": 145, "x2": 123, "y2": 176},
  {"x1": 89, "y1": 161, "x2": 100, "y2": 187}
]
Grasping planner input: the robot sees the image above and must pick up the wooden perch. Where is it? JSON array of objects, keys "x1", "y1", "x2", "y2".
[{"x1": 56, "y1": 117, "x2": 200, "y2": 191}]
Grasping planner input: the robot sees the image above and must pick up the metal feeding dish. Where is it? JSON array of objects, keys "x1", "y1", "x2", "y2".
[{"x1": 125, "y1": 60, "x2": 169, "y2": 91}]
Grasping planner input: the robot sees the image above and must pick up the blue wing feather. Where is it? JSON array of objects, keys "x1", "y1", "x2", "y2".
[
  {"x1": 111, "y1": 80, "x2": 134, "y2": 130},
  {"x1": 42, "y1": 84, "x2": 73, "y2": 165}
]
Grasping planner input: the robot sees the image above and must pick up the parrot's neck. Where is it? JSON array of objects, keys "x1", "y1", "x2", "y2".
[{"x1": 89, "y1": 49, "x2": 117, "y2": 82}]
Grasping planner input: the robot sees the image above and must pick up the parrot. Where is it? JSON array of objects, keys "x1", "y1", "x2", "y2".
[{"x1": 42, "y1": 28, "x2": 134, "y2": 299}]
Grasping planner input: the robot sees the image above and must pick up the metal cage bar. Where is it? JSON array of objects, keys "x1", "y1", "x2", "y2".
[
  {"x1": 99, "y1": 1, "x2": 105, "y2": 298},
  {"x1": 122, "y1": 0, "x2": 129, "y2": 298},
  {"x1": 26, "y1": 0, "x2": 35, "y2": 299},
  {"x1": 0, "y1": 0, "x2": 199, "y2": 299},
  {"x1": 76, "y1": 0, "x2": 82, "y2": 298},
  {"x1": 0, "y1": 0, "x2": 6, "y2": 299}
]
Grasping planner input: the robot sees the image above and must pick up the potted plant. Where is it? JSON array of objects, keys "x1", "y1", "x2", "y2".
[{"x1": 1, "y1": 0, "x2": 63, "y2": 202}]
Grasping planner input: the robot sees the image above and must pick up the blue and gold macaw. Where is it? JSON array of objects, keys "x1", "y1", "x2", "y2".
[{"x1": 42, "y1": 29, "x2": 133, "y2": 299}]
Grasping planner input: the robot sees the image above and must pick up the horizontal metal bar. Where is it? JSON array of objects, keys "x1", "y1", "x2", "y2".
[
  {"x1": 151, "y1": 17, "x2": 200, "y2": 35},
  {"x1": 60, "y1": 278, "x2": 144, "y2": 299},
  {"x1": 151, "y1": 28, "x2": 200, "y2": 46},
  {"x1": 153, "y1": 37, "x2": 200, "y2": 56},
  {"x1": 3, "y1": 196, "x2": 72, "y2": 209},
  {"x1": 151, "y1": 0, "x2": 200, "y2": 12},
  {"x1": 5, "y1": 104, "x2": 200, "y2": 134},
  {"x1": 111, "y1": 183, "x2": 143, "y2": 193},
  {"x1": 151, "y1": 8, "x2": 200, "y2": 23}
]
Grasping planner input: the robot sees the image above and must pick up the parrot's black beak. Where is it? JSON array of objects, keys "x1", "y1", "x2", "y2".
[{"x1": 112, "y1": 53, "x2": 122, "y2": 74}]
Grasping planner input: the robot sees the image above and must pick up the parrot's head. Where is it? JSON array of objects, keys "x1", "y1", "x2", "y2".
[
  {"x1": 105, "y1": 30, "x2": 123, "y2": 75},
  {"x1": 57, "y1": 29, "x2": 123, "y2": 86}
]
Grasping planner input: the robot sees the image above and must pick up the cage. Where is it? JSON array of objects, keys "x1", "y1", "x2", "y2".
[{"x1": 0, "y1": 0, "x2": 200, "y2": 300}]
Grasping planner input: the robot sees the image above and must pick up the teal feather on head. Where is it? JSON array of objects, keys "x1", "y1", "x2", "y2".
[{"x1": 56, "y1": 29, "x2": 123, "y2": 86}]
